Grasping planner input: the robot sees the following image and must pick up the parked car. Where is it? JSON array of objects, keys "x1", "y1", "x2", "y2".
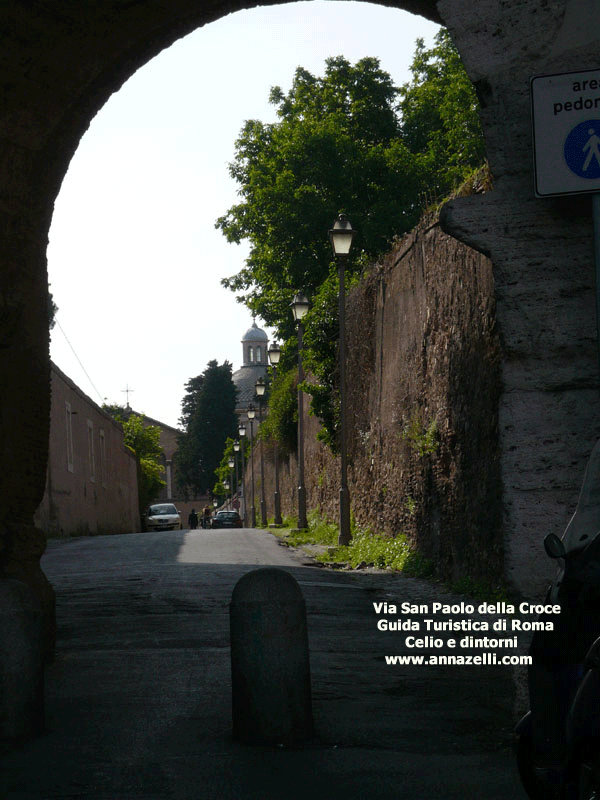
[
  {"x1": 143, "y1": 503, "x2": 182, "y2": 531},
  {"x1": 211, "y1": 510, "x2": 243, "y2": 529}
]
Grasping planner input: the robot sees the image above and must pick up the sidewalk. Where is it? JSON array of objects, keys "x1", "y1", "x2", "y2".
[{"x1": 1, "y1": 531, "x2": 526, "y2": 799}]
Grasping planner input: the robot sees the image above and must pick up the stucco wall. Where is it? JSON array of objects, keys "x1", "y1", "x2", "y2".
[{"x1": 35, "y1": 364, "x2": 140, "y2": 537}]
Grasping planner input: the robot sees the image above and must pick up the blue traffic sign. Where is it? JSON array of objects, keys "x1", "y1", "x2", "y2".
[{"x1": 564, "y1": 119, "x2": 600, "y2": 179}]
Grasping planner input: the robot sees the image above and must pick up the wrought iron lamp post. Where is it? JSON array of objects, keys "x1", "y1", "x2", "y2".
[
  {"x1": 233, "y1": 440, "x2": 240, "y2": 514},
  {"x1": 291, "y1": 292, "x2": 310, "y2": 530},
  {"x1": 238, "y1": 423, "x2": 247, "y2": 526},
  {"x1": 247, "y1": 404, "x2": 257, "y2": 528},
  {"x1": 329, "y1": 213, "x2": 356, "y2": 546},
  {"x1": 255, "y1": 377, "x2": 268, "y2": 526},
  {"x1": 267, "y1": 341, "x2": 282, "y2": 525},
  {"x1": 228, "y1": 457, "x2": 235, "y2": 510}
]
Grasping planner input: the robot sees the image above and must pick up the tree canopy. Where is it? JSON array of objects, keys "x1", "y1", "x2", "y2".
[
  {"x1": 216, "y1": 30, "x2": 485, "y2": 451},
  {"x1": 216, "y1": 55, "x2": 422, "y2": 335},
  {"x1": 398, "y1": 29, "x2": 485, "y2": 195},
  {"x1": 213, "y1": 436, "x2": 250, "y2": 501},
  {"x1": 176, "y1": 361, "x2": 238, "y2": 498},
  {"x1": 216, "y1": 30, "x2": 484, "y2": 341}
]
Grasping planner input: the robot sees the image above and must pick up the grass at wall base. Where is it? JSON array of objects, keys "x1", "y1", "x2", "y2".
[
  {"x1": 271, "y1": 511, "x2": 509, "y2": 602},
  {"x1": 272, "y1": 511, "x2": 434, "y2": 579}
]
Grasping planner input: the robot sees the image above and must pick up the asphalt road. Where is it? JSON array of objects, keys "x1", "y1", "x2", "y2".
[{"x1": 1, "y1": 528, "x2": 527, "y2": 799}]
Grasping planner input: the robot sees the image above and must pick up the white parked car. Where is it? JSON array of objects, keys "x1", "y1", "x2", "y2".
[{"x1": 143, "y1": 503, "x2": 182, "y2": 531}]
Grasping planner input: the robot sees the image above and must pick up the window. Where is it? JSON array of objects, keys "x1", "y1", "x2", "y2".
[
  {"x1": 256, "y1": 346, "x2": 262, "y2": 363},
  {"x1": 166, "y1": 460, "x2": 172, "y2": 499},
  {"x1": 248, "y1": 346, "x2": 254, "y2": 363},
  {"x1": 99, "y1": 429, "x2": 107, "y2": 487},
  {"x1": 87, "y1": 419, "x2": 95, "y2": 482},
  {"x1": 65, "y1": 402, "x2": 74, "y2": 472}
]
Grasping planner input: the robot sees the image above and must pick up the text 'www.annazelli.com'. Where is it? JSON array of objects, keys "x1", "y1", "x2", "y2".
[{"x1": 384, "y1": 653, "x2": 532, "y2": 666}]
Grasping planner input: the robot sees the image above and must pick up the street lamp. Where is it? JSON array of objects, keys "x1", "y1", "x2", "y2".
[
  {"x1": 291, "y1": 292, "x2": 310, "y2": 530},
  {"x1": 329, "y1": 213, "x2": 356, "y2": 546},
  {"x1": 227, "y1": 456, "x2": 235, "y2": 508},
  {"x1": 238, "y1": 423, "x2": 247, "y2": 526},
  {"x1": 247, "y1": 403, "x2": 257, "y2": 527},
  {"x1": 233, "y1": 440, "x2": 240, "y2": 514},
  {"x1": 268, "y1": 342, "x2": 282, "y2": 525},
  {"x1": 255, "y1": 377, "x2": 268, "y2": 526},
  {"x1": 228, "y1": 457, "x2": 235, "y2": 509}
]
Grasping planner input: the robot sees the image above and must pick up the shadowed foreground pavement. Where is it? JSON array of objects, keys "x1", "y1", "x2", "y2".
[{"x1": 1, "y1": 529, "x2": 526, "y2": 799}]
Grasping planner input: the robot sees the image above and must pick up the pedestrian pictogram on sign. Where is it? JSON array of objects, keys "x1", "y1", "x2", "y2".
[{"x1": 564, "y1": 120, "x2": 600, "y2": 179}]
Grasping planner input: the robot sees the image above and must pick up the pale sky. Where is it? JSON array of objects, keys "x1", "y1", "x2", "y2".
[{"x1": 47, "y1": 1, "x2": 440, "y2": 429}]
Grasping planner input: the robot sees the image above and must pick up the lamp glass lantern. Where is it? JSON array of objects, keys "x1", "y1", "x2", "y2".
[
  {"x1": 233, "y1": 440, "x2": 240, "y2": 452},
  {"x1": 238, "y1": 423, "x2": 246, "y2": 438},
  {"x1": 291, "y1": 292, "x2": 310, "y2": 322},
  {"x1": 247, "y1": 404, "x2": 256, "y2": 421},
  {"x1": 329, "y1": 213, "x2": 356, "y2": 257},
  {"x1": 228, "y1": 458, "x2": 235, "y2": 469},
  {"x1": 255, "y1": 377, "x2": 266, "y2": 397},
  {"x1": 268, "y1": 342, "x2": 281, "y2": 365}
]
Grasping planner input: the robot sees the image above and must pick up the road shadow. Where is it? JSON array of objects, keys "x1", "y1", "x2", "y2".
[{"x1": 0, "y1": 531, "x2": 525, "y2": 799}]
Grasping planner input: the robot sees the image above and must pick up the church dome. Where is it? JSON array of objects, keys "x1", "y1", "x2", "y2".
[
  {"x1": 238, "y1": 320, "x2": 269, "y2": 369},
  {"x1": 242, "y1": 321, "x2": 268, "y2": 343},
  {"x1": 233, "y1": 319, "x2": 270, "y2": 412}
]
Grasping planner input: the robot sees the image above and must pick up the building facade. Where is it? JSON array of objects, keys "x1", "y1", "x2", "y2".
[{"x1": 35, "y1": 363, "x2": 140, "y2": 537}]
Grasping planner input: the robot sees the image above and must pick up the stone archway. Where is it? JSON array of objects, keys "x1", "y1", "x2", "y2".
[{"x1": 1, "y1": 0, "x2": 599, "y2": 660}]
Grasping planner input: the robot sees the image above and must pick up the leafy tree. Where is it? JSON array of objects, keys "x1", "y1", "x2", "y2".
[
  {"x1": 122, "y1": 415, "x2": 165, "y2": 513},
  {"x1": 176, "y1": 361, "x2": 238, "y2": 497},
  {"x1": 48, "y1": 288, "x2": 58, "y2": 330},
  {"x1": 178, "y1": 374, "x2": 204, "y2": 430},
  {"x1": 216, "y1": 55, "x2": 423, "y2": 334},
  {"x1": 102, "y1": 405, "x2": 165, "y2": 512},
  {"x1": 217, "y1": 35, "x2": 485, "y2": 450},
  {"x1": 213, "y1": 436, "x2": 250, "y2": 500},
  {"x1": 216, "y1": 40, "x2": 483, "y2": 338},
  {"x1": 398, "y1": 28, "x2": 485, "y2": 197}
]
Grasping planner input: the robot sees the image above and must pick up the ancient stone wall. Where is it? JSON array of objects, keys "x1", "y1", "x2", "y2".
[
  {"x1": 258, "y1": 212, "x2": 505, "y2": 587},
  {"x1": 440, "y1": 0, "x2": 600, "y2": 595}
]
